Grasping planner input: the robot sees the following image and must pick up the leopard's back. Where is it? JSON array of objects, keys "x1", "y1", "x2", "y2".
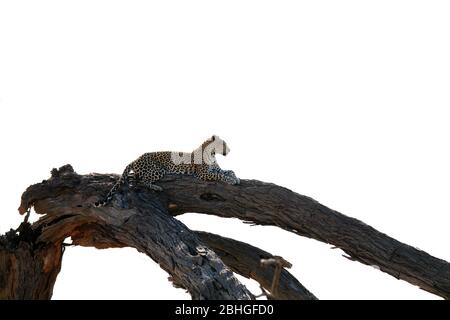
[{"x1": 131, "y1": 151, "x2": 197, "y2": 177}]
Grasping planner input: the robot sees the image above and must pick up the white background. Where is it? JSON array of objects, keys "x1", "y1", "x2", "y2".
[{"x1": 1, "y1": 1, "x2": 449, "y2": 300}]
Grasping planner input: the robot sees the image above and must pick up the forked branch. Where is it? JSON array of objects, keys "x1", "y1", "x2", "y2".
[{"x1": 3, "y1": 163, "x2": 449, "y2": 299}]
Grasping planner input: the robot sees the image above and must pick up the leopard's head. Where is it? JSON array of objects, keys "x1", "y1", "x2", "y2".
[{"x1": 210, "y1": 135, "x2": 230, "y2": 156}]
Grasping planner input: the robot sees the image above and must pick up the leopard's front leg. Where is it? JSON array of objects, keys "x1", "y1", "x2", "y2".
[{"x1": 196, "y1": 165, "x2": 240, "y2": 185}]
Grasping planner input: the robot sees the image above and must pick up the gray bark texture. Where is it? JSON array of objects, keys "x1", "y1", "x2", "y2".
[{"x1": 1, "y1": 163, "x2": 449, "y2": 299}]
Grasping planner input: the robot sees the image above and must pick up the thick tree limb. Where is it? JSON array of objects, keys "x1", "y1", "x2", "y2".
[
  {"x1": 11, "y1": 164, "x2": 450, "y2": 299},
  {"x1": 195, "y1": 231, "x2": 317, "y2": 300},
  {"x1": 158, "y1": 176, "x2": 450, "y2": 299},
  {"x1": 14, "y1": 165, "x2": 253, "y2": 300},
  {"x1": 7, "y1": 165, "x2": 314, "y2": 300}
]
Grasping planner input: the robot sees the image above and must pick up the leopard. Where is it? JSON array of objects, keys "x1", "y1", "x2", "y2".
[{"x1": 96, "y1": 135, "x2": 239, "y2": 206}]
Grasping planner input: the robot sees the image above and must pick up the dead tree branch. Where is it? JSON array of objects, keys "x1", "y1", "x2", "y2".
[
  {"x1": 3, "y1": 163, "x2": 449, "y2": 299},
  {"x1": 159, "y1": 176, "x2": 450, "y2": 299},
  {"x1": 11, "y1": 165, "x2": 253, "y2": 300},
  {"x1": 196, "y1": 231, "x2": 317, "y2": 300},
  {"x1": 3, "y1": 164, "x2": 315, "y2": 299}
]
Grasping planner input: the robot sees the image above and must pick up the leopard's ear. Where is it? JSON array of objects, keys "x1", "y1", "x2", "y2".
[{"x1": 211, "y1": 135, "x2": 216, "y2": 141}]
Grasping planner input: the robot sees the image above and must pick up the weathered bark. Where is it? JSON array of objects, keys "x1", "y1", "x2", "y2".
[
  {"x1": 0, "y1": 223, "x2": 62, "y2": 299},
  {"x1": 3, "y1": 163, "x2": 449, "y2": 299}
]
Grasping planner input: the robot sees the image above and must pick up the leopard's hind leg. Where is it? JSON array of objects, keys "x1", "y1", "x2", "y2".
[{"x1": 140, "y1": 164, "x2": 165, "y2": 191}]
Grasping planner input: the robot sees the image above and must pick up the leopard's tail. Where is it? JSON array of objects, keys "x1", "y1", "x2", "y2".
[{"x1": 94, "y1": 164, "x2": 134, "y2": 207}]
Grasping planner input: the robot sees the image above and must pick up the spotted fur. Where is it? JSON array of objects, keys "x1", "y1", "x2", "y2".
[{"x1": 96, "y1": 135, "x2": 239, "y2": 206}]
